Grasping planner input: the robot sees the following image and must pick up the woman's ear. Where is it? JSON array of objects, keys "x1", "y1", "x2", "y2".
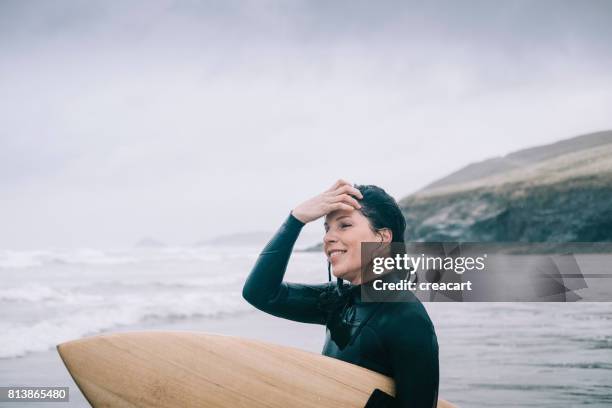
[{"x1": 377, "y1": 228, "x2": 393, "y2": 243}]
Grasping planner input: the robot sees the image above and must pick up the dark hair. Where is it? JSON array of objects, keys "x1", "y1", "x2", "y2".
[{"x1": 353, "y1": 184, "x2": 406, "y2": 243}]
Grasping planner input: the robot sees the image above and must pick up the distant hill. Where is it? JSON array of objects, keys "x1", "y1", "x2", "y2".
[
  {"x1": 196, "y1": 231, "x2": 273, "y2": 247},
  {"x1": 297, "y1": 242, "x2": 324, "y2": 252},
  {"x1": 199, "y1": 226, "x2": 324, "y2": 249},
  {"x1": 400, "y1": 130, "x2": 612, "y2": 242},
  {"x1": 134, "y1": 237, "x2": 167, "y2": 248}
]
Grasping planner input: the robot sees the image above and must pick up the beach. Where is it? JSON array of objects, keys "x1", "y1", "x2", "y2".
[{"x1": 1, "y1": 247, "x2": 611, "y2": 407}]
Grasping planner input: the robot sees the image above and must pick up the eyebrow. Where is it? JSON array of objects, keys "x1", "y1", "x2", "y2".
[{"x1": 324, "y1": 215, "x2": 351, "y2": 227}]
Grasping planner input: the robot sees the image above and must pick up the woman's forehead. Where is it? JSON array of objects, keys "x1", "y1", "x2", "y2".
[{"x1": 324, "y1": 210, "x2": 364, "y2": 224}]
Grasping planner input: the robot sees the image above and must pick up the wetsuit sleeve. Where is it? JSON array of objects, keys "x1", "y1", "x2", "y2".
[
  {"x1": 242, "y1": 212, "x2": 328, "y2": 325},
  {"x1": 383, "y1": 308, "x2": 439, "y2": 408}
]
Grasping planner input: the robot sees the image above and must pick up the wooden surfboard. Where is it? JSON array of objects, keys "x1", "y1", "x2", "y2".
[{"x1": 57, "y1": 331, "x2": 456, "y2": 407}]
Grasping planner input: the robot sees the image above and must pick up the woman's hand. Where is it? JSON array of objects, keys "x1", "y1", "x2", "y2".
[{"x1": 291, "y1": 179, "x2": 363, "y2": 224}]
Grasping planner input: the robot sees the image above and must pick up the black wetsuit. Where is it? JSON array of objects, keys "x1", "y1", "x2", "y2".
[{"x1": 242, "y1": 213, "x2": 439, "y2": 408}]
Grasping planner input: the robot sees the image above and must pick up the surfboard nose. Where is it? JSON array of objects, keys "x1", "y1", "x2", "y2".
[
  {"x1": 56, "y1": 336, "x2": 108, "y2": 408},
  {"x1": 56, "y1": 339, "x2": 77, "y2": 360},
  {"x1": 57, "y1": 336, "x2": 100, "y2": 376},
  {"x1": 56, "y1": 337, "x2": 91, "y2": 378}
]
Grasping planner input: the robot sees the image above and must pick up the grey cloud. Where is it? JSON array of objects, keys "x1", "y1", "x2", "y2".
[{"x1": 0, "y1": 0, "x2": 611, "y2": 248}]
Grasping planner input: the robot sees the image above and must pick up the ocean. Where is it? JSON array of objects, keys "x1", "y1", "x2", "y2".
[{"x1": 1, "y1": 247, "x2": 610, "y2": 407}]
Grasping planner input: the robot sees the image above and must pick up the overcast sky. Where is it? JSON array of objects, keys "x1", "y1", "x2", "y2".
[{"x1": 1, "y1": 0, "x2": 612, "y2": 249}]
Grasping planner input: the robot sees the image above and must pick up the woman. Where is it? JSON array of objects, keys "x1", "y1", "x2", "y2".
[{"x1": 242, "y1": 179, "x2": 439, "y2": 408}]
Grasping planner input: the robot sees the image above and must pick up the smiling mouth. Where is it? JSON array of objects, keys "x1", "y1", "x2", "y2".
[{"x1": 328, "y1": 249, "x2": 347, "y2": 260}]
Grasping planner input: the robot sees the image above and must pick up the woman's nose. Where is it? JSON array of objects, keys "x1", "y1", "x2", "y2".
[{"x1": 324, "y1": 230, "x2": 337, "y2": 244}]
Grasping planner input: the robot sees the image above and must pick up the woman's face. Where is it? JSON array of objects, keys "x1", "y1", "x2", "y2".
[{"x1": 324, "y1": 209, "x2": 390, "y2": 284}]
